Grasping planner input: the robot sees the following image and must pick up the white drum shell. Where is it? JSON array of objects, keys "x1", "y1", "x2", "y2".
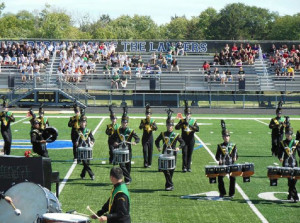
[
  {"x1": 39, "y1": 213, "x2": 90, "y2": 223},
  {"x1": 0, "y1": 182, "x2": 61, "y2": 223},
  {"x1": 113, "y1": 149, "x2": 130, "y2": 164},
  {"x1": 77, "y1": 147, "x2": 93, "y2": 161},
  {"x1": 158, "y1": 154, "x2": 175, "y2": 170}
]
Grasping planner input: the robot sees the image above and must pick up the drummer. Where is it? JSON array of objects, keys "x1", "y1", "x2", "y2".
[
  {"x1": 112, "y1": 105, "x2": 140, "y2": 185},
  {"x1": 155, "y1": 109, "x2": 185, "y2": 191},
  {"x1": 215, "y1": 120, "x2": 238, "y2": 198},
  {"x1": 77, "y1": 115, "x2": 95, "y2": 180},
  {"x1": 37, "y1": 105, "x2": 49, "y2": 130},
  {"x1": 68, "y1": 104, "x2": 81, "y2": 161},
  {"x1": 278, "y1": 125, "x2": 300, "y2": 202},
  {"x1": 106, "y1": 105, "x2": 120, "y2": 164},
  {"x1": 30, "y1": 119, "x2": 48, "y2": 157},
  {"x1": 139, "y1": 104, "x2": 157, "y2": 168}
]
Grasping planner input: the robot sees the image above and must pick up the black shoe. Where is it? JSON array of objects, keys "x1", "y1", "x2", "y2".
[
  {"x1": 144, "y1": 164, "x2": 148, "y2": 168},
  {"x1": 187, "y1": 169, "x2": 192, "y2": 172},
  {"x1": 182, "y1": 168, "x2": 187, "y2": 173},
  {"x1": 287, "y1": 194, "x2": 292, "y2": 200},
  {"x1": 229, "y1": 194, "x2": 234, "y2": 199},
  {"x1": 80, "y1": 175, "x2": 85, "y2": 180},
  {"x1": 165, "y1": 186, "x2": 174, "y2": 191},
  {"x1": 91, "y1": 175, "x2": 95, "y2": 180},
  {"x1": 219, "y1": 194, "x2": 225, "y2": 198}
]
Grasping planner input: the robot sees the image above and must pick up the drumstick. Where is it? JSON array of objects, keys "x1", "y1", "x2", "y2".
[
  {"x1": 73, "y1": 211, "x2": 90, "y2": 217},
  {"x1": 10, "y1": 201, "x2": 21, "y2": 216},
  {"x1": 86, "y1": 206, "x2": 99, "y2": 218}
]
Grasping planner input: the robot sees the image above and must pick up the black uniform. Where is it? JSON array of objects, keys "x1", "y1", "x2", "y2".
[
  {"x1": 30, "y1": 127, "x2": 48, "y2": 157},
  {"x1": 269, "y1": 116, "x2": 285, "y2": 156},
  {"x1": 0, "y1": 111, "x2": 15, "y2": 155},
  {"x1": 175, "y1": 118, "x2": 199, "y2": 171},
  {"x1": 215, "y1": 142, "x2": 238, "y2": 197},
  {"x1": 278, "y1": 138, "x2": 300, "y2": 201},
  {"x1": 106, "y1": 123, "x2": 120, "y2": 164},
  {"x1": 37, "y1": 116, "x2": 49, "y2": 130},
  {"x1": 68, "y1": 114, "x2": 80, "y2": 159},
  {"x1": 78, "y1": 127, "x2": 95, "y2": 179},
  {"x1": 96, "y1": 182, "x2": 130, "y2": 223},
  {"x1": 296, "y1": 130, "x2": 300, "y2": 141},
  {"x1": 139, "y1": 118, "x2": 157, "y2": 167},
  {"x1": 111, "y1": 126, "x2": 140, "y2": 184},
  {"x1": 155, "y1": 131, "x2": 185, "y2": 189}
]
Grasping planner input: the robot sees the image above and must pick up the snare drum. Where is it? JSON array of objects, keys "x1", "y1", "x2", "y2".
[
  {"x1": 0, "y1": 182, "x2": 61, "y2": 223},
  {"x1": 267, "y1": 166, "x2": 282, "y2": 179},
  {"x1": 113, "y1": 149, "x2": 130, "y2": 164},
  {"x1": 77, "y1": 147, "x2": 93, "y2": 161},
  {"x1": 281, "y1": 167, "x2": 293, "y2": 178},
  {"x1": 293, "y1": 167, "x2": 300, "y2": 179},
  {"x1": 242, "y1": 163, "x2": 254, "y2": 177},
  {"x1": 158, "y1": 154, "x2": 175, "y2": 171},
  {"x1": 215, "y1": 165, "x2": 229, "y2": 177},
  {"x1": 39, "y1": 213, "x2": 90, "y2": 223},
  {"x1": 229, "y1": 164, "x2": 243, "y2": 177},
  {"x1": 205, "y1": 165, "x2": 218, "y2": 178}
]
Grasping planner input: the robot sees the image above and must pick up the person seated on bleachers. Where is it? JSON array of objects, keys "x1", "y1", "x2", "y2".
[
  {"x1": 281, "y1": 66, "x2": 287, "y2": 76},
  {"x1": 110, "y1": 53, "x2": 119, "y2": 67},
  {"x1": 204, "y1": 68, "x2": 212, "y2": 82},
  {"x1": 202, "y1": 61, "x2": 210, "y2": 72},
  {"x1": 225, "y1": 69, "x2": 232, "y2": 82},
  {"x1": 157, "y1": 52, "x2": 164, "y2": 65},
  {"x1": 213, "y1": 67, "x2": 220, "y2": 81},
  {"x1": 108, "y1": 42, "x2": 115, "y2": 56},
  {"x1": 111, "y1": 71, "x2": 120, "y2": 89},
  {"x1": 122, "y1": 63, "x2": 132, "y2": 79},
  {"x1": 144, "y1": 63, "x2": 153, "y2": 77},
  {"x1": 287, "y1": 66, "x2": 295, "y2": 80},
  {"x1": 57, "y1": 67, "x2": 64, "y2": 82},
  {"x1": 237, "y1": 67, "x2": 245, "y2": 81},
  {"x1": 131, "y1": 55, "x2": 138, "y2": 67},
  {"x1": 43, "y1": 49, "x2": 50, "y2": 64},
  {"x1": 165, "y1": 51, "x2": 173, "y2": 64},
  {"x1": 295, "y1": 55, "x2": 300, "y2": 71},
  {"x1": 4, "y1": 54, "x2": 11, "y2": 65},
  {"x1": 20, "y1": 62, "x2": 27, "y2": 82},
  {"x1": 176, "y1": 42, "x2": 184, "y2": 56},
  {"x1": 119, "y1": 53, "x2": 126, "y2": 67},
  {"x1": 224, "y1": 44, "x2": 230, "y2": 54},
  {"x1": 161, "y1": 57, "x2": 168, "y2": 71},
  {"x1": 150, "y1": 52, "x2": 157, "y2": 65},
  {"x1": 74, "y1": 65, "x2": 84, "y2": 83},
  {"x1": 235, "y1": 56, "x2": 243, "y2": 67},
  {"x1": 137, "y1": 55, "x2": 143, "y2": 66},
  {"x1": 103, "y1": 62, "x2": 111, "y2": 76},
  {"x1": 11, "y1": 54, "x2": 17, "y2": 66},
  {"x1": 120, "y1": 74, "x2": 128, "y2": 89},
  {"x1": 33, "y1": 62, "x2": 41, "y2": 82},
  {"x1": 231, "y1": 43, "x2": 238, "y2": 52},
  {"x1": 135, "y1": 63, "x2": 143, "y2": 79},
  {"x1": 27, "y1": 63, "x2": 33, "y2": 80},
  {"x1": 88, "y1": 59, "x2": 96, "y2": 73},
  {"x1": 0, "y1": 55, "x2": 3, "y2": 65},
  {"x1": 170, "y1": 58, "x2": 179, "y2": 72},
  {"x1": 126, "y1": 55, "x2": 132, "y2": 67},
  {"x1": 168, "y1": 43, "x2": 176, "y2": 55},
  {"x1": 220, "y1": 71, "x2": 227, "y2": 85},
  {"x1": 213, "y1": 52, "x2": 220, "y2": 65},
  {"x1": 248, "y1": 53, "x2": 254, "y2": 65},
  {"x1": 153, "y1": 64, "x2": 162, "y2": 76}
]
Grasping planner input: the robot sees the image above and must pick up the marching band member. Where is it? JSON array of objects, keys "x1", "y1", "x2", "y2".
[
  {"x1": 0, "y1": 98, "x2": 15, "y2": 155},
  {"x1": 112, "y1": 105, "x2": 140, "y2": 185},
  {"x1": 155, "y1": 109, "x2": 185, "y2": 191},
  {"x1": 175, "y1": 101, "x2": 199, "y2": 172},
  {"x1": 139, "y1": 104, "x2": 157, "y2": 168},
  {"x1": 215, "y1": 120, "x2": 238, "y2": 198},
  {"x1": 92, "y1": 167, "x2": 130, "y2": 223},
  {"x1": 278, "y1": 121, "x2": 300, "y2": 202},
  {"x1": 296, "y1": 129, "x2": 300, "y2": 141},
  {"x1": 37, "y1": 104, "x2": 49, "y2": 130},
  {"x1": 30, "y1": 119, "x2": 48, "y2": 157},
  {"x1": 269, "y1": 101, "x2": 285, "y2": 156},
  {"x1": 106, "y1": 105, "x2": 120, "y2": 164},
  {"x1": 77, "y1": 115, "x2": 95, "y2": 180},
  {"x1": 68, "y1": 104, "x2": 81, "y2": 160}
]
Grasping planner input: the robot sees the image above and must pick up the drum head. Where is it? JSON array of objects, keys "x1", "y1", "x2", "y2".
[
  {"x1": 42, "y1": 127, "x2": 58, "y2": 143},
  {"x1": 0, "y1": 182, "x2": 61, "y2": 223},
  {"x1": 41, "y1": 213, "x2": 90, "y2": 222}
]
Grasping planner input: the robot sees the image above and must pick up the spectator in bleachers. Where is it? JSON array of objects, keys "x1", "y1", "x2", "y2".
[
  {"x1": 281, "y1": 66, "x2": 287, "y2": 76},
  {"x1": 213, "y1": 52, "x2": 220, "y2": 65},
  {"x1": 111, "y1": 53, "x2": 118, "y2": 67},
  {"x1": 231, "y1": 43, "x2": 238, "y2": 52},
  {"x1": 161, "y1": 57, "x2": 168, "y2": 71},
  {"x1": 88, "y1": 59, "x2": 96, "y2": 73},
  {"x1": 126, "y1": 55, "x2": 132, "y2": 67},
  {"x1": 213, "y1": 67, "x2": 220, "y2": 81},
  {"x1": 176, "y1": 42, "x2": 184, "y2": 56},
  {"x1": 20, "y1": 62, "x2": 27, "y2": 82},
  {"x1": 204, "y1": 68, "x2": 212, "y2": 82},
  {"x1": 120, "y1": 74, "x2": 128, "y2": 89},
  {"x1": 235, "y1": 56, "x2": 243, "y2": 67},
  {"x1": 103, "y1": 62, "x2": 111, "y2": 76},
  {"x1": 150, "y1": 52, "x2": 157, "y2": 65},
  {"x1": 108, "y1": 42, "x2": 115, "y2": 56},
  {"x1": 119, "y1": 53, "x2": 126, "y2": 67},
  {"x1": 220, "y1": 71, "x2": 226, "y2": 85},
  {"x1": 137, "y1": 55, "x2": 143, "y2": 66},
  {"x1": 4, "y1": 54, "x2": 11, "y2": 65},
  {"x1": 168, "y1": 43, "x2": 176, "y2": 55},
  {"x1": 225, "y1": 69, "x2": 232, "y2": 82},
  {"x1": 135, "y1": 63, "x2": 143, "y2": 79},
  {"x1": 111, "y1": 71, "x2": 120, "y2": 89},
  {"x1": 153, "y1": 64, "x2": 162, "y2": 76},
  {"x1": 165, "y1": 51, "x2": 172, "y2": 63},
  {"x1": 0, "y1": 54, "x2": 3, "y2": 65},
  {"x1": 202, "y1": 61, "x2": 210, "y2": 71},
  {"x1": 123, "y1": 63, "x2": 132, "y2": 79},
  {"x1": 131, "y1": 55, "x2": 138, "y2": 67},
  {"x1": 27, "y1": 63, "x2": 33, "y2": 80},
  {"x1": 248, "y1": 53, "x2": 254, "y2": 65},
  {"x1": 287, "y1": 66, "x2": 295, "y2": 80},
  {"x1": 170, "y1": 58, "x2": 179, "y2": 72},
  {"x1": 144, "y1": 63, "x2": 153, "y2": 77},
  {"x1": 157, "y1": 52, "x2": 163, "y2": 65},
  {"x1": 238, "y1": 67, "x2": 245, "y2": 81},
  {"x1": 57, "y1": 67, "x2": 64, "y2": 82},
  {"x1": 33, "y1": 62, "x2": 41, "y2": 82},
  {"x1": 11, "y1": 54, "x2": 17, "y2": 66}
]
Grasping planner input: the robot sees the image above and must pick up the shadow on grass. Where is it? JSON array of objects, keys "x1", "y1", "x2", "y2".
[
  {"x1": 130, "y1": 188, "x2": 165, "y2": 193},
  {"x1": 238, "y1": 155, "x2": 272, "y2": 158},
  {"x1": 237, "y1": 199, "x2": 300, "y2": 208}
]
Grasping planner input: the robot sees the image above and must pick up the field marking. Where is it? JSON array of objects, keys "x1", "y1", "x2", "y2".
[
  {"x1": 255, "y1": 119, "x2": 269, "y2": 126},
  {"x1": 11, "y1": 117, "x2": 28, "y2": 126},
  {"x1": 58, "y1": 117, "x2": 106, "y2": 196},
  {"x1": 194, "y1": 134, "x2": 269, "y2": 223}
]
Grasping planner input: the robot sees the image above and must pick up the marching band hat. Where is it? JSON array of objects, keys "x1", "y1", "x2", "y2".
[
  {"x1": 109, "y1": 105, "x2": 117, "y2": 120},
  {"x1": 80, "y1": 115, "x2": 87, "y2": 122},
  {"x1": 121, "y1": 104, "x2": 129, "y2": 123},
  {"x1": 166, "y1": 108, "x2": 174, "y2": 126},
  {"x1": 285, "y1": 126, "x2": 293, "y2": 135},
  {"x1": 222, "y1": 129, "x2": 230, "y2": 136},
  {"x1": 145, "y1": 103, "x2": 152, "y2": 115},
  {"x1": 39, "y1": 105, "x2": 44, "y2": 115},
  {"x1": 276, "y1": 107, "x2": 282, "y2": 114},
  {"x1": 33, "y1": 119, "x2": 41, "y2": 125},
  {"x1": 184, "y1": 100, "x2": 191, "y2": 115}
]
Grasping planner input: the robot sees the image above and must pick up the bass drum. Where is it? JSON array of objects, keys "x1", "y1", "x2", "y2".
[
  {"x1": 42, "y1": 127, "x2": 58, "y2": 143},
  {"x1": 0, "y1": 182, "x2": 61, "y2": 223}
]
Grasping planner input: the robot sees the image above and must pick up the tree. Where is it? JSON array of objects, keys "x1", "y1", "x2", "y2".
[
  {"x1": 0, "y1": 2, "x2": 5, "y2": 17},
  {"x1": 163, "y1": 16, "x2": 189, "y2": 39}
]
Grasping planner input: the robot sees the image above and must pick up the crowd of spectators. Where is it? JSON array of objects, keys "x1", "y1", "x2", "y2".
[
  {"x1": 269, "y1": 44, "x2": 299, "y2": 80},
  {"x1": 0, "y1": 41, "x2": 49, "y2": 82}
]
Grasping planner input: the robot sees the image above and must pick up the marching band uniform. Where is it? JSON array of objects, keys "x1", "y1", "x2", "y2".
[
  {"x1": 112, "y1": 107, "x2": 140, "y2": 184},
  {"x1": 175, "y1": 101, "x2": 199, "y2": 172},
  {"x1": 269, "y1": 105, "x2": 285, "y2": 156},
  {"x1": 37, "y1": 106, "x2": 49, "y2": 130},
  {"x1": 155, "y1": 110, "x2": 185, "y2": 191},
  {"x1": 68, "y1": 105, "x2": 81, "y2": 160},
  {"x1": 278, "y1": 126, "x2": 300, "y2": 202},
  {"x1": 0, "y1": 100, "x2": 15, "y2": 155},
  {"x1": 30, "y1": 119, "x2": 49, "y2": 157},
  {"x1": 215, "y1": 125, "x2": 238, "y2": 198},
  {"x1": 139, "y1": 104, "x2": 157, "y2": 168},
  {"x1": 296, "y1": 130, "x2": 300, "y2": 141},
  {"x1": 106, "y1": 106, "x2": 120, "y2": 164},
  {"x1": 77, "y1": 116, "x2": 95, "y2": 180}
]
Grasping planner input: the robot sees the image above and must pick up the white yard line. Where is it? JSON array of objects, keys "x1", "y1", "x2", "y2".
[
  {"x1": 254, "y1": 119, "x2": 269, "y2": 126},
  {"x1": 11, "y1": 117, "x2": 28, "y2": 125},
  {"x1": 194, "y1": 134, "x2": 269, "y2": 223},
  {"x1": 58, "y1": 118, "x2": 106, "y2": 195}
]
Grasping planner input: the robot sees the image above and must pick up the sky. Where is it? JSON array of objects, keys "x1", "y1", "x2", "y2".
[{"x1": 2, "y1": 0, "x2": 300, "y2": 25}]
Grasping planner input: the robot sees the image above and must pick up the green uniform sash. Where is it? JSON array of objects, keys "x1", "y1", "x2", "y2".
[
  {"x1": 117, "y1": 127, "x2": 133, "y2": 142},
  {"x1": 109, "y1": 183, "x2": 130, "y2": 213},
  {"x1": 162, "y1": 132, "x2": 179, "y2": 147},
  {"x1": 220, "y1": 143, "x2": 235, "y2": 155}
]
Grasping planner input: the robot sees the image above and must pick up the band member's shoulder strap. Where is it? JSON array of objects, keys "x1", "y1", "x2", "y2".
[{"x1": 31, "y1": 129, "x2": 40, "y2": 135}]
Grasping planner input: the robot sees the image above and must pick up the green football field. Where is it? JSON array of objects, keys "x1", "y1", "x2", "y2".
[{"x1": 6, "y1": 112, "x2": 300, "y2": 223}]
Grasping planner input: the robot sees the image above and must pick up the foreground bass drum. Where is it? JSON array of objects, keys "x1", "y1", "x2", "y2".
[
  {"x1": 42, "y1": 127, "x2": 58, "y2": 143},
  {"x1": 0, "y1": 182, "x2": 61, "y2": 223},
  {"x1": 39, "y1": 213, "x2": 90, "y2": 223}
]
